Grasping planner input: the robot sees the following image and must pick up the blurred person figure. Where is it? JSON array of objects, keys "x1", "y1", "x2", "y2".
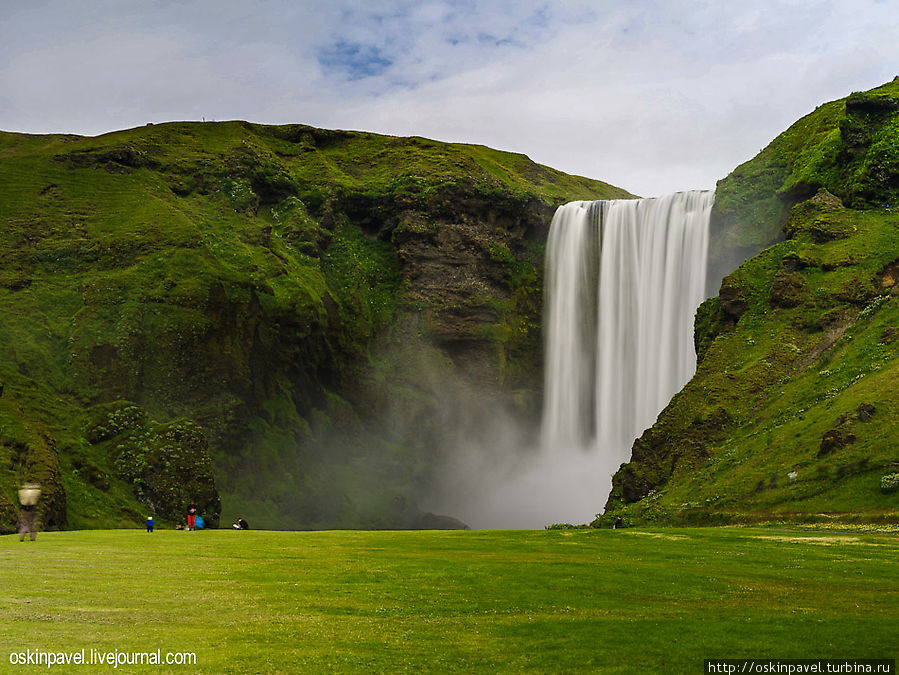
[
  {"x1": 146, "y1": 515, "x2": 154, "y2": 533},
  {"x1": 18, "y1": 483, "x2": 41, "y2": 542},
  {"x1": 186, "y1": 501, "x2": 198, "y2": 531},
  {"x1": 232, "y1": 517, "x2": 249, "y2": 530}
]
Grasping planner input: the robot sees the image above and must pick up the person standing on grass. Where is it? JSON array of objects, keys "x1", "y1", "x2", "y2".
[
  {"x1": 18, "y1": 483, "x2": 41, "y2": 542},
  {"x1": 146, "y1": 515, "x2": 154, "y2": 532},
  {"x1": 187, "y1": 501, "x2": 198, "y2": 531}
]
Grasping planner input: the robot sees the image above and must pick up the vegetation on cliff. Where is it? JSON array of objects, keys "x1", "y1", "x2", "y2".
[
  {"x1": 605, "y1": 80, "x2": 899, "y2": 525},
  {"x1": 0, "y1": 120, "x2": 631, "y2": 531}
]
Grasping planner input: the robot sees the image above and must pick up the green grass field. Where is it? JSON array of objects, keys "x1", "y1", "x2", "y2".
[{"x1": 1, "y1": 528, "x2": 896, "y2": 673}]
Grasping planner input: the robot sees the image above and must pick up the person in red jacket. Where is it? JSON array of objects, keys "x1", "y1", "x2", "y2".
[{"x1": 186, "y1": 501, "x2": 198, "y2": 531}]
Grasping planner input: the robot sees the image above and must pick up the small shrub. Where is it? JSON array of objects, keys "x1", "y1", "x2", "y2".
[{"x1": 881, "y1": 473, "x2": 899, "y2": 494}]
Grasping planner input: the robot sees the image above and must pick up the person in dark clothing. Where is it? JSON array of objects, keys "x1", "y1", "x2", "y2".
[
  {"x1": 146, "y1": 515, "x2": 154, "y2": 533},
  {"x1": 18, "y1": 484, "x2": 41, "y2": 542},
  {"x1": 187, "y1": 501, "x2": 198, "y2": 531},
  {"x1": 614, "y1": 515, "x2": 624, "y2": 529},
  {"x1": 232, "y1": 517, "x2": 249, "y2": 530},
  {"x1": 19, "y1": 504, "x2": 38, "y2": 541}
]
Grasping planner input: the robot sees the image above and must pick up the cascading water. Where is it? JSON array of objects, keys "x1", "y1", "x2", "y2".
[
  {"x1": 427, "y1": 190, "x2": 713, "y2": 529},
  {"x1": 542, "y1": 190, "x2": 713, "y2": 471}
]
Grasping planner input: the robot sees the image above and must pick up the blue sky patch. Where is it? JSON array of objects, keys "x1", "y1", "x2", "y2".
[{"x1": 318, "y1": 40, "x2": 393, "y2": 80}]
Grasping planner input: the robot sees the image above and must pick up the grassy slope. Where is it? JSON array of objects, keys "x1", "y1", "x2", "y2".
[
  {"x1": 0, "y1": 121, "x2": 630, "y2": 532},
  {"x1": 1, "y1": 528, "x2": 897, "y2": 673},
  {"x1": 710, "y1": 79, "x2": 899, "y2": 262},
  {"x1": 606, "y1": 81, "x2": 899, "y2": 525}
]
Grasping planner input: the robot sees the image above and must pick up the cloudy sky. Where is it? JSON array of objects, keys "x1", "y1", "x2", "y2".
[{"x1": 2, "y1": 0, "x2": 897, "y2": 196}]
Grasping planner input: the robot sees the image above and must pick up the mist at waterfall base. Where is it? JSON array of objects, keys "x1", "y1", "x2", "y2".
[{"x1": 426, "y1": 191, "x2": 714, "y2": 529}]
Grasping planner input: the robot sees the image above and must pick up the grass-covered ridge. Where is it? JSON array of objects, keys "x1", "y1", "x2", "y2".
[
  {"x1": 0, "y1": 120, "x2": 631, "y2": 531},
  {"x1": 707, "y1": 79, "x2": 899, "y2": 290},
  {"x1": 606, "y1": 80, "x2": 899, "y2": 526},
  {"x1": 2, "y1": 527, "x2": 896, "y2": 672}
]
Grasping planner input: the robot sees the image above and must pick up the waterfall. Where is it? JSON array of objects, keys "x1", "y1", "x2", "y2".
[
  {"x1": 542, "y1": 191, "x2": 713, "y2": 470},
  {"x1": 426, "y1": 190, "x2": 713, "y2": 529}
]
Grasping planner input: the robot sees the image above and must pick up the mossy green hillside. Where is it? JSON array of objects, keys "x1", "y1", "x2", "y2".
[
  {"x1": 707, "y1": 79, "x2": 899, "y2": 291},
  {"x1": 0, "y1": 121, "x2": 630, "y2": 531},
  {"x1": 607, "y1": 204, "x2": 898, "y2": 525},
  {"x1": 606, "y1": 79, "x2": 899, "y2": 526}
]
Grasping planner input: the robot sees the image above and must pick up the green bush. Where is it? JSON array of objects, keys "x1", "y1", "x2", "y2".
[{"x1": 881, "y1": 473, "x2": 899, "y2": 494}]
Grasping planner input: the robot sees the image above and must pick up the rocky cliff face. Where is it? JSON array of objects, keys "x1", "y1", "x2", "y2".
[
  {"x1": 604, "y1": 80, "x2": 899, "y2": 526},
  {"x1": 0, "y1": 122, "x2": 631, "y2": 531},
  {"x1": 392, "y1": 192, "x2": 552, "y2": 389}
]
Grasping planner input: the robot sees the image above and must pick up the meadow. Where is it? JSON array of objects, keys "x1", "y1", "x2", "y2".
[{"x1": 1, "y1": 527, "x2": 897, "y2": 673}]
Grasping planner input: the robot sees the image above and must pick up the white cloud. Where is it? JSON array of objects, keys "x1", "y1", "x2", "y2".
[{"x1": 1, "y1": 0, "x2": 898, "y2": 195}]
